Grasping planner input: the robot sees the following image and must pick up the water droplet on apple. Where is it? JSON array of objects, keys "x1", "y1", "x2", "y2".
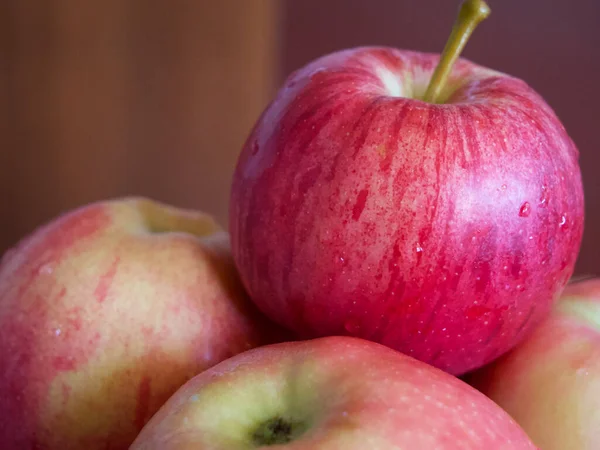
[
  {"x1": 339, "y1": 256, "x2": 345, "y2": 263},
  {"x1": 344, "y1": 318, "x2": 361, "y2": 335},
  {"x1": 416, "y1": 243, "x2": 424, "y2": 253},
  {"x1": 38, "y1": 263, "x2": 54, "y2": 275},
  {"x1": 539, "y1": 185, "x2": 549, "y2": 208},
  {"x1": 519, "y1": 202, "x2": 531, "y2": 217},
  {"x1": 501, "y1": 184, "x2": 507, "y2": 191},
  {"x1": 54, "y1": 328, "x2": 61, "y2": 336},
  {"x1": 559, "y1": 214, "x2": 567, "y2": 229}
]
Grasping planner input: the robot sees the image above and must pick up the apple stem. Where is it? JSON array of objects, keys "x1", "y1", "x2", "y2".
[{"x1": 423, "y1": 0, "x2": 491, "y2": 104}]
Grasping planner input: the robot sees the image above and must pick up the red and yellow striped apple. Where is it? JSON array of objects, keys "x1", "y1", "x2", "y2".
[
  {"x1": 466, "y1": 277, "x2": 600, "y2": 449},
  {"x1": 130, "y1": 336, "x2": 537, "y2": 450},
  {"x1": 229, "y1": 0, "x2": 584, "y2": 375},
  {"x1": 0, "y1": 197, "x2": 284, "y2": 449}
]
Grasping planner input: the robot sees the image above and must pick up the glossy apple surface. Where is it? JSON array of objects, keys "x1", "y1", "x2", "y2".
[
  {"x1": 466, "y1": 278, "x2": 600, "y2": 449},
  {"x1": 229, "y1": 46, "x2": 584, "y2": 375},
  {"x1": 0, "y1": 197, "x2": 284, "y2": 449},
  {"x1": 131, "y1": 336, "x2": 537, "y2": 449}
]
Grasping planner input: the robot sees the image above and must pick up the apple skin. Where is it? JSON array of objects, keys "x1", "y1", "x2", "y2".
[
  {"x1": 465, "y1": 277, "x2": 600, "y2": 449},
  {"x1": 130, "y1": 336, "x2": 537, "y2": 449},
  {"x1": 229, "y1": 46, "x2": 584, "y2": 375},
  {"x1": 0, "y1": 197, "x2": 286, "y2": 449}
]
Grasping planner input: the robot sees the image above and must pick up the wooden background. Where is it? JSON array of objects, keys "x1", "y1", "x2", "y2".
[
  {"x1": 0, "y1": 0, "x2": 279, "y2": 246},
  {"x1": 1, "y1": 0, "x2": 598, "y2": 275}
]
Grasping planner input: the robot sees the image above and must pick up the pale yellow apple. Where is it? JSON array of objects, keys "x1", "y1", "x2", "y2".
[
  {"x1": 131, "y1": 336, "x2": 537, "y2": 450},
  {"x1": 0, "y1": 197, "x2": 285, "y2": 449},
  {"x1": 467, "y1": 278, "x2": 600, "y2": 449}
]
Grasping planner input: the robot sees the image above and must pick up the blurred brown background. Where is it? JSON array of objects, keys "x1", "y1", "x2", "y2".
[{"x1": 1, "y1": 0, "x2": 598, "y2": 275}]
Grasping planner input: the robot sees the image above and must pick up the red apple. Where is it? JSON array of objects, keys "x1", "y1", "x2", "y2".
[
  {"x1": 0, "y1": 197, "x2": 285, "y2": 449},
  {"x1": 466, "y1": 277, "x2": 600, "y2": 449},
  {"x1": 130, "y1": 336, "x2": 537, "y2": 449},
  {"x1": 229, "y1": 1, "x2": 584, "y2": 375}
]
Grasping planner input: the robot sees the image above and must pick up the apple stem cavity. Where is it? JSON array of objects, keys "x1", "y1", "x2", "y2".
[{"x1": 423, "y1": 0, "x2": 491, "y2": 104}]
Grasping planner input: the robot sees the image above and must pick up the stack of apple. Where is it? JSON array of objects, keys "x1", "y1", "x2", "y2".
[{"x1": 0, "y1": 1, "x2": 594, "y2": 449}]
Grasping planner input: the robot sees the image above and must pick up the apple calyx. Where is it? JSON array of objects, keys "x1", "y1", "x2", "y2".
[
  {"x1": 251, "y1": 417, "x2": 307, "y2": 446},
  {"x1": 423, "y1": 0, "x2": 491, "y2": 104}
]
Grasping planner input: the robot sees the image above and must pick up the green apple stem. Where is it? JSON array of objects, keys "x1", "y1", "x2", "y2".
[{"x1": 423, "y1": 0, "x2": 491, "y2": 104}]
